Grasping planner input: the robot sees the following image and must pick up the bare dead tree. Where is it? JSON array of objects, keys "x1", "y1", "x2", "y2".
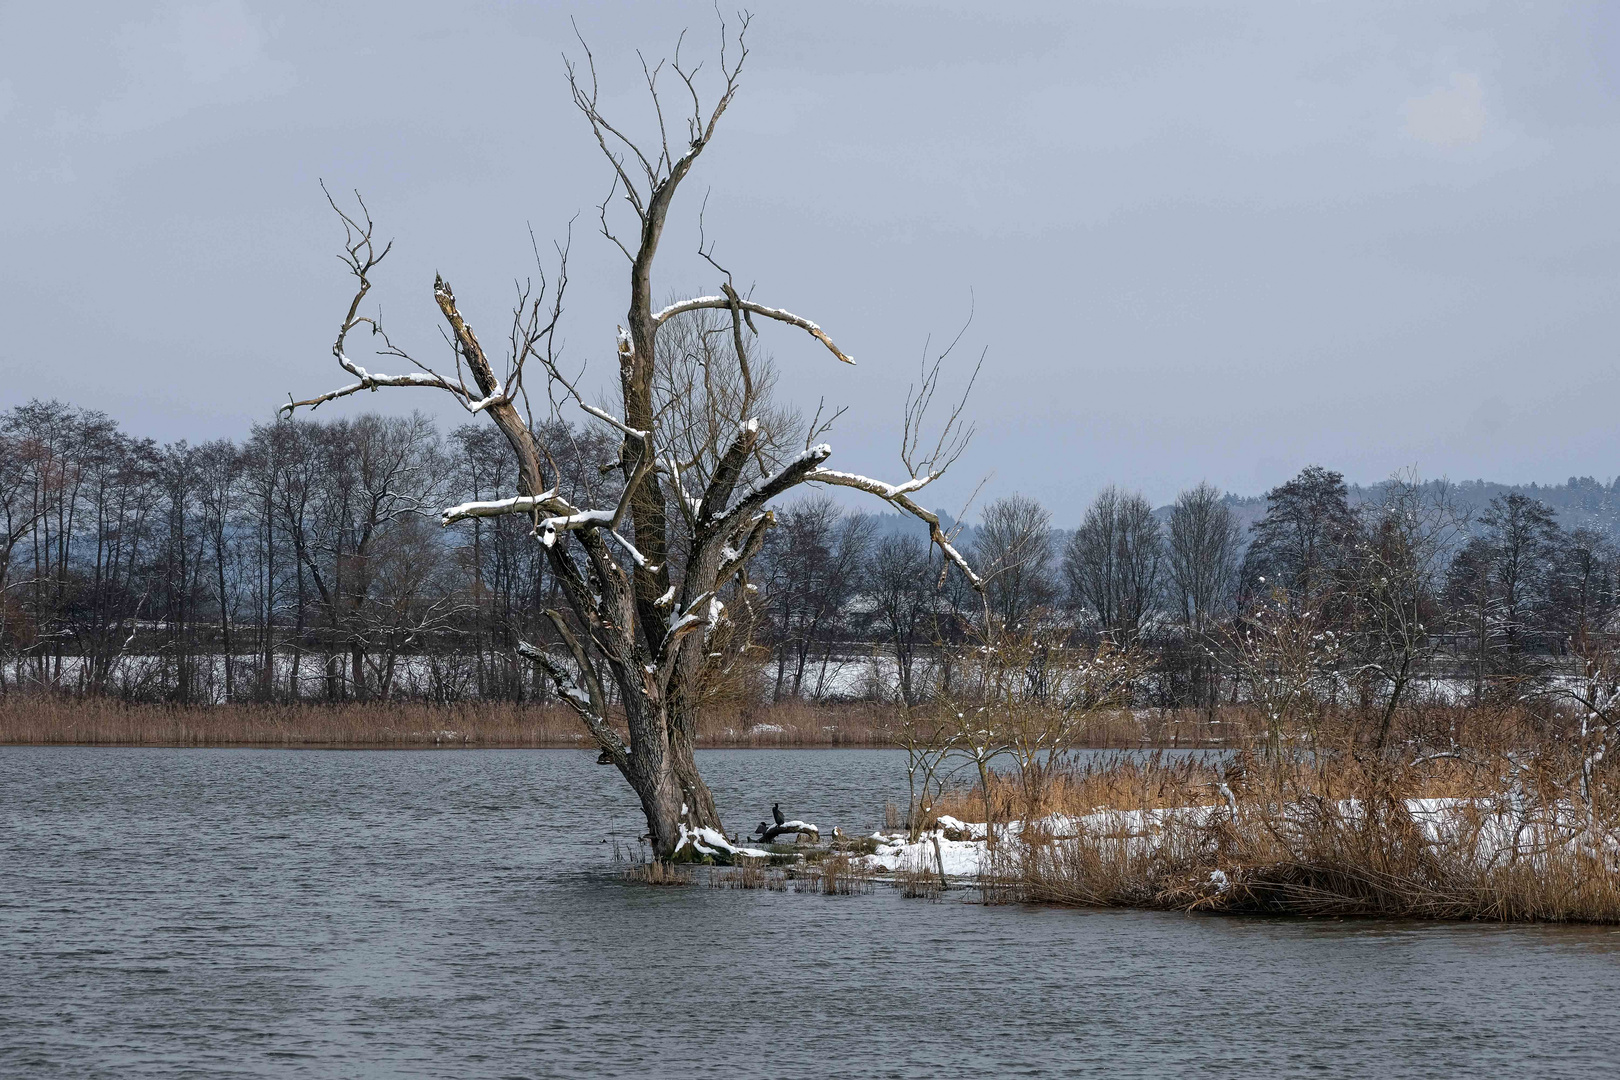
[{"x1": 281, "y1": 17, "x2": 980, "y2": 858}]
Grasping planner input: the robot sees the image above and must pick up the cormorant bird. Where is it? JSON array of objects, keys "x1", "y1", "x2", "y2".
[{"x1": 772, "y1": 802, "x2": 785, "y2": 826}]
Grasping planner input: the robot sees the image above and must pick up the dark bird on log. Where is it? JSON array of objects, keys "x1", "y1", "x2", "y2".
[{"x1": 772, "y1": 802, "x2": 785, "y2": 826}]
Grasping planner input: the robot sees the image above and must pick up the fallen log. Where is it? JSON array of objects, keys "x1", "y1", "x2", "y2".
[
  {"x1": 752, "y1": 819, "x2": 820, "y2": 843},
  {"x1": 670, "y1": 824, "x2": 774, "y2": 866}
]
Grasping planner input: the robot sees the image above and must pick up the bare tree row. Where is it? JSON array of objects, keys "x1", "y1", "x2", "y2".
[{"x1": 3, "y1": 400, "x2": 1612, "y2": 710}]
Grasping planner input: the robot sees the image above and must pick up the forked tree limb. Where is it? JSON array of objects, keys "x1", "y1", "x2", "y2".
[{"x1": 807, "y1": 467, "x2": 983, "y2": 590}]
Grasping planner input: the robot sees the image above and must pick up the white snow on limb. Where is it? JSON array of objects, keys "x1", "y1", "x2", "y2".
[
  {"x1": 751, "y1": 819, "x2": 820, "y2": 842},
  {"x1": 282, "y1": 355, "x2": 473, "y2": 414},
  {"x1": 441, "y1": 489, "x2": 559, "y2": 526},
  {"x1": 805, "y1": 468, "x2": 982, "y2": 590},
  {"x1": 650, "y1": 296, "x2": 856, "y2": 365},
  {"x1": 604, "y1": 528, "x2": 651, "y2": 568},
  {"x1": 578, "y1": 402, "x2": 648, "y2": 439},
  {"x1": 663, "y1": 610, "x2": 703, "y2": 641},
  {"x1": 807, "y1": 468, "x2": 938, "y2": 500},
  {"x1": 659, "y1": 456, "x2": 703, "y2": 519},
  {"x1": 536, "y1": 508, "x2": 616, "y2": 546},
  {"x1": 654, "y1": 586, "x2": 677, "y2": 608},
  {"x1": 716, "y1": 445, "x2": 833, "y2": 521},
  {"x1": 672, "y1": 824, "x2": 771, "y2": 861},
  {"x1": 466, "y1": 383, "x2": 508, "y2": 413},
  {"x1": 660, "y1": 589, "x2": 717, "y2": 653},
  {"x1": 515, "y1": 640, "x2": 597, "y2": 712}
]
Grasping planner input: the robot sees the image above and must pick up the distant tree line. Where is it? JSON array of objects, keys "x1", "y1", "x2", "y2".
[{"x1": 2, "y1": 399, "x2": 1614, "y2": 708}]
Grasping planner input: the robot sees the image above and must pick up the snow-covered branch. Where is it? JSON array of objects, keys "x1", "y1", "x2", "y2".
[
  {"x1": 710, "y1": 443, "x2": 833, "y2": 528},
  {"x1": 660, "y1": 591, "x2": 716, "y2": 656},
  {"x1": 440, "y1": 488, "x2": 560, "y2": 527},
  {"x1": 652, "y1": 296, "x2": 855, "y2": 365},
  {"x1": 282, "y1": 358, "x2": 472, "y2": 415},
  {"x1": 807, "y1": 467, "x2": 982, "y2": 590},
  {"x1": 536, "y1": 508, "x2": 616, "y2": 547}
]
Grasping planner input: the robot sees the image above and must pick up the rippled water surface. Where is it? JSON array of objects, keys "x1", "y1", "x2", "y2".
[{"x1": 3, "y1": 747, "x2": 1618, "y2": 1078}]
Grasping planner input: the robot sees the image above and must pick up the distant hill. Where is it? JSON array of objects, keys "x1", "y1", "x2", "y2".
[{"x1": 1224, "y1": 477, "x2": 1620, "y2": 539}]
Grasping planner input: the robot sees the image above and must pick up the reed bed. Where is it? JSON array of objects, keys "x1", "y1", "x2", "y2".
[
  {"x1": 622, "y1": 860, "x2": 694, "y2": 886},
  {"x1": 0, "y1": 695, "x2": 901, "y2": 748},
  {"x1": 710, "y1": 863, "x2": 788, "y2": 891},
  {"x1": 942, "y1": 736, "x2": 1620, "y2": 923},
  {"x1": 791, "y1": 855, "x2": 876, "y2": 895}
]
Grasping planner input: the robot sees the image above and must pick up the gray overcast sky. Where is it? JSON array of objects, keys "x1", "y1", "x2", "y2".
[{"x1": 2, "y1": 1, "x2": 1617, "y2": 522}]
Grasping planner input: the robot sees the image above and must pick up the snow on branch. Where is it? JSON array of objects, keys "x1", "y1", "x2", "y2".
[
  {"x1": 652, "y1": 296, "x2": 856, "y2": 365},
  {"x1": 536, "y1": 508, "x2": 617, "y2": 547},
  {"x1": 440, "y1": 488, "x2": 560, "y2": 527},
  {"x1": 660, "y1": 591, "x2": 716, "y2": 656},
  {"x1": 517, "y1": 639, "x2": 627, "y2": 766},
  {"x1": 710, "y1": 443, "x2": 833, "y2": 528},
  {"x1": 808, "y1": 468, "x2": 938, "y2": 501},
  {"x1": 808, "y1": 467, "x2": 983, "y2": 591},
  {"x1": 282, "y1": 362, "x2": 474, "y2": 415}
]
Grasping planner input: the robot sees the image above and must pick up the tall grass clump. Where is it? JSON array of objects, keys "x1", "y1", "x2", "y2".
[{"x1": 957, "y1": 731, "x2": 1620, "y2": 922}]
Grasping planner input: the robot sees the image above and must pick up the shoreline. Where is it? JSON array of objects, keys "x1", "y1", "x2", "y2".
[{"x1": 0, "y1": 697, "x2": 1231, "y2": 751}]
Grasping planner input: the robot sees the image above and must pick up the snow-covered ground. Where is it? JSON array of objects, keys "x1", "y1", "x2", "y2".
[{"x1": 851, "y1": 799, "x2": 1617, "y2": 881}]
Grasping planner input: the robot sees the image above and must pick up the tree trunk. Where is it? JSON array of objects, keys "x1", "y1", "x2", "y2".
[{"x1": 618, "y1": 706, "x2": 715, "y2": 857}]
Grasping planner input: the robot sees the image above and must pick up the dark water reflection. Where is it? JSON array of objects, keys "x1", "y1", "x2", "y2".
[{"x1": 2, "y1": 747, "x2": 1617, "y2": 1078}]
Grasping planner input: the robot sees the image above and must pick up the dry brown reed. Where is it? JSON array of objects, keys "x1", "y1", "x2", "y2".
[
  {"x1": 622, "y1": 860, "x2": 694, "y2": 886},
  {"x1": 790, "y1": 855, "x2": 875, "y2": 895},
  {"x1": 710, "y1": 862, "x2": 788, "y2": 891},
  {"x1": 0, "y1": 694, "x2": 1322, "y2": 750},
  {"x1": 0, "y1": 695, "x2": 901, "y2": 748},
  {"x1": 956, "y1": 730, "x2": 1620, "y2": 923},
  {"x1": 894, "y1": 854, "x2": 946, "y2": 901}
]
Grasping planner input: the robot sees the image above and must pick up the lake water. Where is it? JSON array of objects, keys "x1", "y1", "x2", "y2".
[{"x1": 2, "y1": 747, "x2": 1617, "y2": 1078}]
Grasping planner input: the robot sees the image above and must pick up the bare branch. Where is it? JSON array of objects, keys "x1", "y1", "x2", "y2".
[
  {"x1": 807, "y1": 467, "x2": 984, "y2": 591},
  {"x1": 653, "y1": 296, "x2": 855, "y2": 364}
]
